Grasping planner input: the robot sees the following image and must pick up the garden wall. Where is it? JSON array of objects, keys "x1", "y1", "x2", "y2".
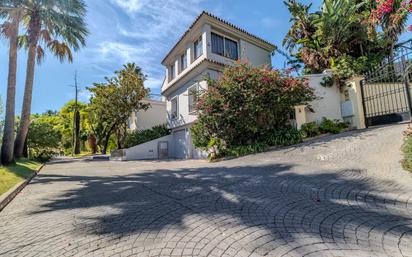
[
  {"x1": 111, "y1": 135, "x2": 174, "y2": 161},
  {"x1": 295, "y1": 72, "x2": 342, "y2": 129}
]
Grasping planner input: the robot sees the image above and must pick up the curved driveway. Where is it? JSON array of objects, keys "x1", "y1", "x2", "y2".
[{"x1": 1, "y1": 124, "x2": 412, "y2": 257}]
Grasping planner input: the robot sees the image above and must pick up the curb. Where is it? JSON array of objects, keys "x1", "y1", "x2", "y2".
[{"x1": 0, "y1": 163, "x2": 45, "y2": 212}]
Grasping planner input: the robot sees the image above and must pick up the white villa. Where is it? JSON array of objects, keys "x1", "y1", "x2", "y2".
[
  {"x1": 113, "y1": 11, "x2": 369, "y2": 161},
  {"x1": 161, "y1": 11, "x2": 276, "y2": 159}
]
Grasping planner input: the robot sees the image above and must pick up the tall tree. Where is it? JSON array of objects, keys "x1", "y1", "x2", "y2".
[
  {"x1": 282, "y1": 0, "x2": 407, "y2": 80},
  {"x1": 0, "y1": 0, "x2": 23, "y2": 165},
  {"x1": 88, "y1": 63, "x2": 150, "y2": 154},
  {"x1": 14, "y1": 0, "x2": 88, "y2": 158}
]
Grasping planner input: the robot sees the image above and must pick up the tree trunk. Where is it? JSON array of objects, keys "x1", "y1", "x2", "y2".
[
  {"x1": 1, "y1": 14, "x2": 20, "y2": 165},
  {"x1": 73, "y1": 110, "x2": 81, "y2": 155},
  {"x1": 14, "y1": 43, "x2": 36, "y2": 158},
  {"x1": 101, "y1": 124, "x2": 116, "y2": 155},
  {"x1": 101, "y1": 133, "x2": 111, "y2": 155},
  {"x1": 23, "y1": 136, "x2": 28, "y2": 158}
]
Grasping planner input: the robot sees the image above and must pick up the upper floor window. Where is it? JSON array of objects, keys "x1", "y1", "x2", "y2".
[
  {"x1": 194, "y1": 36, "x2": 203, "y2": 59},
  {"x1": 181, "y1": 52, "x2": 187, "y2": 72},
  {"x1": 188, "y1": 83, "x2": 200, "y2": 114},
  {"x1": 169, "y1": 63, "x2": 176, "y2": 81},
  {"x1": 171, "y1": 97, "x2": 178, "y2": 119},
  {"x1": 211, "y1": 32, "x2": 238, "y2": 60}
]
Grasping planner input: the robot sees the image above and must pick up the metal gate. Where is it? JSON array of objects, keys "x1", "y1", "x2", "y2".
[{"x1": 361, "y1": 40, "x2": 412, "y2": 127}]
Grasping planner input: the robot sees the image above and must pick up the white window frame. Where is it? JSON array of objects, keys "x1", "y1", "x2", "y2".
[
  {"x1": 211, "y1": 31, "x2": 239, "y2": 60},
  {"x1": 194, "y1": 36, "x2": 203, "y2": 60},
  {"x1": 170, "y1": 96, "x2": 179, "y2": 120}
]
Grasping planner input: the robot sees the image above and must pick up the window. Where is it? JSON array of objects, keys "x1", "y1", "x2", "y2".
[
  {"x1": 181, "y1": 52, "x2": 187, "y2": 72},
  {"x1": 211, "y1": 33, "x2": 224, "y2": 56},
  {"x1": 211, "y1": 32, "x2": 238, "y2": 60},
  {"x1": 171, "y1": 97, "x2": 178, "y2": 119},
  {"x1": 169, "y1": 63, "x2": 176, "y2": 81},
  {"x1": 225, "y1": 37, "x2": 238, "y2": 60},
  {"x1": 194, "y1": 36, "x2": 203, "y2": 59},
  {"x1": 188, "y1": 84, "x2": 200, "y2": 114}
]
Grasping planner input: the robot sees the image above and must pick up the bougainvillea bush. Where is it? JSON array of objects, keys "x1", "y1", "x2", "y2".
[
  {"x1": 191, "y1": 63, "x2": 315, "y2": 159},
  {"x1": 370, "y1": 0, "x2": 412, "y2": 30}
]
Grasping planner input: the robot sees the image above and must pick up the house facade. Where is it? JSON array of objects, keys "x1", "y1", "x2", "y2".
[
  {"x1": 128, "y1": 98, "x2": 167, "y2": 131},
  {"x1": 161, "y1": 11, "x2": 276, "y2": 159}
]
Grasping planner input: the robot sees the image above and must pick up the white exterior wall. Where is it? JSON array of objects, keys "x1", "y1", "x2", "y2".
[
  {"x1": 124, "y1": 135, "x2": 174, "y2": 160},
  {"x1": 166, "y1": 69, "x2": 220, "y2": 129},
  {"x1": 162, "y1": 25, "x2": 209, "y2": 93},
  {"x1": 129, "y1": 100, "x2": 167, "y2": 131},
  {"x1": 239, "y1": 39, "x2": 272, "y2": 67},
  {"x1": 343, "y1": 77, "x2": 366, "y2": 129},
  {"x1": 295, "y1": 74, "x2": 342, "y2": 129}
]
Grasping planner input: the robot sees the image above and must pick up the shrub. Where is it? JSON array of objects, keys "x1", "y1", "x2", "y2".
[
  {"x1": 301, "y1": 118, "x2": 348, "y2": 138},
  {"x1": 191, "y1": 63, "x2": 315, "y2": 159},
  {"x1": 266, "y1": 128, "x2": 303, "y2": 146},
  {"x1": 124, "y1": 124, "x2": 170, "y2": 148},
  {"x1": 319, "y1": 118, "x2": 348, "y2": 134},
  {"x1": 224, "y1": 142, "x2": 268, "y2": 158},
  {"x1": 300, "y1": 122, "x2": 321, "y2": 137},
  {"x1": 27, "y1": 121, "x2": 62, "y2": 162},
  {"x1": 402, "y1": 126, "x2": 412, "y2": 172}
]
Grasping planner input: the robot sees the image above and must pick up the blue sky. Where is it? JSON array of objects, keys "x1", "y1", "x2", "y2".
[{"x1": 0, "y1": 0, "x2": 320, "y2": 114}]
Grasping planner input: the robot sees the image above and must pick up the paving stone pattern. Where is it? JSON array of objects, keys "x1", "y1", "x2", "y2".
[{"x1": 1, "y1": 124, "x2": 412, "y2": 257}]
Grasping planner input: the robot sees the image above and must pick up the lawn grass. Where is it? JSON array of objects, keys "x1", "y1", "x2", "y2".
[{"x1": 0, "y1": 159, "x2": 42, "y2": 196}]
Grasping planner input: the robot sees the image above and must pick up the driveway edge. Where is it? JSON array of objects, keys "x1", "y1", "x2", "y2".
[{"x1": 0, "y1": 163, "x2": 45, "y2": 212}]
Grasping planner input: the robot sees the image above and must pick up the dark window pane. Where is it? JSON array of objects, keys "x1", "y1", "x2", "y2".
[
  {"x1": 211, "y1": 33, "x2": 224, "y2": 56},
  {"x1": 225, "y1": 38, "x2": 238, "y2": 60},
  {"x1": 181, "y1": 53, "x2": 187, "y2": 71},
  {"x1": 171, "y1": 98, "x2": 178, "y2": 119},
  {"x1": 170, "y1": 64, "x2": 175, "y2": 80}
]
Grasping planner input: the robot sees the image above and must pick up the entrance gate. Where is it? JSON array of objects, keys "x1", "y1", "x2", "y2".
[{"x1": 361, "y1": 41, "x2": 412, "y2": 127}]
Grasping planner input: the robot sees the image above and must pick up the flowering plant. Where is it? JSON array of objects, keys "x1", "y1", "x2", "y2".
[
  {"x1": 370, "y1": 0, "x2": 412, "y2": 30},
  {"x1": 191, "y1": 63, "x2": 315, "y2": 158}
]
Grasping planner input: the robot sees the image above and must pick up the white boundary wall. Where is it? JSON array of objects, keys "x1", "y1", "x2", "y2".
[
  {"x1": 112, "y1": 135, "x2": 174, "y2": 161},
  {"x1": 295, "y1": 72, "x2": 342, "y2": 129}
]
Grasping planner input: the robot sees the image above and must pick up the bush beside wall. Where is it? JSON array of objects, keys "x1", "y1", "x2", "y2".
[
  {"x1": 125, "y1": 124, "x2": 170, "y2": 148},
  {"x1": 191, "y1": 63, "x2": 315, "y2": 160}
]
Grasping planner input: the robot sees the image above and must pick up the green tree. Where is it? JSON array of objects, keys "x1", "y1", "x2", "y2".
[
  {"x1": 0, "y1": 0, "x2": 23, "y2": 164},
  {"x1": 57, "y1": 100, "x2": 89, "y2": 153},
  {"x1": 282, "y1": 0, "x2": 405, "y2": 80},
  {"x1": 14, "y1": 0, "x2": 89, "y2": 158},
  {"x1": 88, "y1": 63, "x2": 150, "y2": 154}
]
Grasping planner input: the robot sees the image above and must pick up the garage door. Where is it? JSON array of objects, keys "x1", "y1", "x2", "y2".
[{"x1": 173, "y1": 129, "x2": 188, "y2": 159}]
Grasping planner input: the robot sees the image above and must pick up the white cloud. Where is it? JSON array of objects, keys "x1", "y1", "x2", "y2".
[
  {"x1": 98, "y1": 42, "x2": 150, "y2": 63},
  {"x1": 111, "y1": 0, "x2": 144, "y2": 13},
  {"x1": 91, "y1": 0, "x2": 210, "y2": 92}
]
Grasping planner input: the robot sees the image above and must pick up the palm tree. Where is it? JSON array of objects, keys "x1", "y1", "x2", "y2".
[
  {"x1": 0, "y1": 0, "x2": 23, "y2": 165},
  {"x1": 14, "y1": 0, "x2": 88, "y2": 158}
]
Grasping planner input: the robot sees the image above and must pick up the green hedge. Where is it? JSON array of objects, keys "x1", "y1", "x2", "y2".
[{"x1": 124, "y1": 124, "x2": 170, "y2": 148}]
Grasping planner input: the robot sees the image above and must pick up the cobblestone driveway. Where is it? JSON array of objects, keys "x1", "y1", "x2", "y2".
[{"x1": 1, "y1": 124, "x2": 412, "y2": 257}]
